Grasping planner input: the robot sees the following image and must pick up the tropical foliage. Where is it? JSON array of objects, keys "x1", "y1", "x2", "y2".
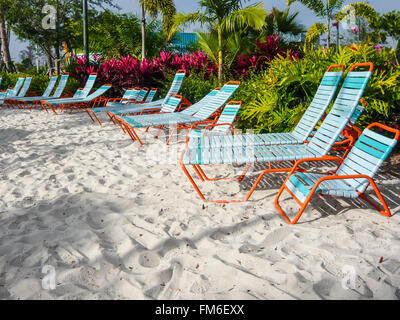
[
  {"x1": 137, "y1": 0, "x2": 176, "y2": 59},
  {"x1": 234, "y1": 44, "x2": 400, "y2": 133},
  {"x1": 168, "y1": 0, "x2": 267, "y2": 83}
]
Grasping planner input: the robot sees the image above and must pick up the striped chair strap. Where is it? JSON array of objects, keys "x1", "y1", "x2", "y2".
[{"x1": 307, "y1": 65, "x2": 373, "y2": 156}]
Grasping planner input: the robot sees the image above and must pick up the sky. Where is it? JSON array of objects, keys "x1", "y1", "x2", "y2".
[{"x1": 9, "y1": 0, "x2": 400, "y2": 62}]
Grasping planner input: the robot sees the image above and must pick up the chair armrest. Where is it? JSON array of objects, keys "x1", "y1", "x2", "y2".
[
  {"x1": 202, "y1": 123, "x2": 238, "y2": 136},
  {"x1": 139, "y1": 108, "x2": 161, "y2": 115},
  {"x1": 290, "y1": 156, "x2": 343, "y2": 175}
]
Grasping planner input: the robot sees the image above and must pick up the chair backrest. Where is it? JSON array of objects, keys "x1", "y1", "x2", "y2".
[
  {"x1": 145, "y1": 88, "x2": 158, "y2": 102},
  {"x1": 212, "y1": 102, "x2": 242, "y2": 134},
  {"x1": 73, "y1": 88, "x2": 84, "y2": 98},
  {"x1": 337, "y1": 123, "x2": 399, "y2": 193},
  {"x1": 0, "y1": 91, "x2": 6, "y2": 100},
  {"x1": 192, "y1": 81, "x2": 241, "y2": 120},
  {"x1": 160, "y1": 70, "x2": 186, "y2": 108},
  {"x1": 42, "y1": 76, "x2": 59, "y2": 97},
  {"x1": 82, "y1": 84, "x2": 112, "y2": 101},
  {"x1": 9, "y1": 77, "x2": 25, "y2": 96},
  {"x1": 17, "y1": 76, "x2": 33, "y2": 97},
  {"x1": 80, "y1": 73, "x2": 98, "y2": 97},
  {"x1": 291, "y1": 65, "x2": 345, "y2": 141},
  {"x1": 349, "y1": 100, "x2": 366, "y2": 125},
  {"x1": 307, "y1": 63, "x2": 373, "y2": 156},
  {"x1": 136, "y1": 87, "x2": 149, "y2": 102},
  {"x1": 52, "y1": 74, "x2": 69, "y2": 98},
  {"x1": 121, "y1": 87, "x2": 141, "y2": 104},
  {"x1": 159, "y1": 94, "x2": 183, "y2": 113},
  {"x1": 180, "y1": 87, "x2": 221, "y2": 115}
]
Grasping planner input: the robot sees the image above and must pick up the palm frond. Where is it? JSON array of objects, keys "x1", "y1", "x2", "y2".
[
  {"x1": 195, "y1": 31, "x2": 218, "y2": 63},
  {"x1": 167, "y1": 12, "x2": 208, "y2": 41},
  {"x1": 221, "y1": 3, "x2": 267, "y2": 33},
  {"x1": 305, "y1": 22, "x2": 327, "y2": 50}
]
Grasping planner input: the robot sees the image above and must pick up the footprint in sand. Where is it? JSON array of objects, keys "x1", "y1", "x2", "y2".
[
  {"x1": 190, "y1": 275, "x2": 211, "y2": 294},
  {"x1": 139, "y1": 252, "x2": 160, "y2": 268}
]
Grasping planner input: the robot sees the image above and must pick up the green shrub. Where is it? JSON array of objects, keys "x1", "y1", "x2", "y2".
[
  {"x1": 0, "y1": 72, "x2": 80, "y2": 97},
  {"x1": 0, "y1": 73, "x2": 22, "y2": 90},
  {"x1": 63, "y1": 77, "x2": 80, "y2": 96},
  {"x1": 233, "y1": 44, "x2": 400, "y2": 133}
]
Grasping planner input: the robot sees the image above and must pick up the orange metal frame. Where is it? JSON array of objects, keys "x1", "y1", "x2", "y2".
[
  {"x1": 111, "y1": 94, "x2": 196, "y2": 145},
  {"x1": 183, "y1": 101, "x2": 242, "y2": 145},
  {"x1": 179, "y1": 64, "x2": 375, "y2": 204},
  {"x1": 274, "y1": 122, "x2": 399, "y2": 224},
  {"x1": 40, "y1": 85, "x2": 111, "y2": 115}
]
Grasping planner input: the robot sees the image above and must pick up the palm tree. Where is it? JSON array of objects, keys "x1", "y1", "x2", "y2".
[
  {"x1": 263, "y1": 7, "x2": 305, "y2": 39},
  {"x1": 287, "y1": 0, "x2": 344, "y2": 48},
  {"x1": 0, "y1": 0, "x2": 14, "y2": 72},
  {"x1": 168, "y1": 0, "x2": 267, "y2": 84},
  {"x1": 138, "y1": 0, "x2": 176, "y2": 60}
]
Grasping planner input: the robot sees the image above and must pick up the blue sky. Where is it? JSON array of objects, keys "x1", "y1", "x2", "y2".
[{"x1": 10, "y1": 0, "x2": 400, "y2": 61}]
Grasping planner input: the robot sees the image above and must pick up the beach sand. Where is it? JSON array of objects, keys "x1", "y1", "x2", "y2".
[{"x1": 1, "y1": 108, "x2": 400, "y2": 300}]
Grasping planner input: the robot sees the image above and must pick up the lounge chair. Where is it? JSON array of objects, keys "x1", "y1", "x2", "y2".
[
  {"x1": 103, "y1": 87, "x2": 142, "y2": 108},
  {"x1": 13, "y1": 75, "x2": 58, "y2": 109},
  {"x1": 135, "y1": 87, "x2": 149, "y2": 103},
  {"x1": 87, "y1": 70, "x2": 186, "y2": 125},
  {"x1": 115, "y1": 81, "x2": 240, "y2": 146},
  {"x1": 41, "y1": 84, "x2": 112, "y2": 114},
  {"x1": 15, "y1": 74, "x2": 70, "y2": 110},
  {"x1": 188, "y1": 64, "x2": 345, "y2": 150},
  {"x1": 2, "y1": 76, "x2": 33, "y2": 107},
  {"x1": 40, "y1": 73, "x2": 98, "y2": 113},
  {"x1": 110, "y1": 92, "x2": 188, "y2": 131},
  {"x1": 2, "y1": 76, "x2": 25, "y2": 102},
  {"x1": 143, "y1": 88, "x2": 158, "y2": 103},
  {"x1": 185, "y1": 101, "x2": 242, "y2": 145},
  {"x1": 179, "y1": 63, "x2": 374, "y2": 203},
  {"x1": 275, "y1": 122, "x2": 399, "y2": 224},
  {"x1": 95, "y1": 88, "x2": 219, "y2": 132}
]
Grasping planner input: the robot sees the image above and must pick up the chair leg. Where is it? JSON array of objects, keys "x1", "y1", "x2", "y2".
[
  {"x1": 194, "y1": 164, "x2": 250, "y2": 182},
  {"x1": 122, "y1": 123, "x2": 144, "y2": 146},
  {"x1": 114, "y1": 117, "x2": 127, "y2": 134},
  {"x1": 41, "y1": 102, "x2": 57, "y2": 114},
  {"x1": 86, "y1": 109, "x2": 102, "y2": 126},
  {"x1": 274, "y1": 183, "x2": 312, "y2": 224},
  {"x1": 181, "y1": 161, "x2": 293, "y2": 203},
  {"x1": 359, "y1": 182, "x2": 392, "y2": 217},
  {"x1": 180, "y1": 162, "x2": 207, "y2": 201}
]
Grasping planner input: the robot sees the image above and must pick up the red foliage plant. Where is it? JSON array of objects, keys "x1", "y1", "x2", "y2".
[
  {"x1": 234, "y1": 35, "x2": 299, "y2": 77},
  {"x1": 69, "y1": 51, "x2": 217, "y2": 96}
]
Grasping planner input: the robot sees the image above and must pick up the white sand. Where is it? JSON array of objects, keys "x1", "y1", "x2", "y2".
[{"x1": 1, "y1": 107, "x2": 400, "y2": 300}]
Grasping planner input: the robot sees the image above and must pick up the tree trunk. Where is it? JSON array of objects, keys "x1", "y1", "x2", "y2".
[
  {"x1": 336, "y1": 24, "x2": 339, "y2": 52},
  {"x1": 0, "y1": 18, "x2": 14, "y2": 73},
  {"x1": 44, "y1": 45, "x2": 54, "y2": 75},
  {"x1": 326, "y1": 0, "x2": 330, "y2": 48},
  {"x1": 54, "y1": 44, "x2": 60, "y2": 76},
  {"x1": 141, "y1": 3, "x2": 146, "y2": 60},
  {"x1": 217, "y1": 26, "x2": 223, "y2": 86},
  {"x1": 0, "y1": 35, "x2": 3, "y2": 71},
  {"x1": 55, "y1": 4, "x2": 61, "y2": 75}
]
